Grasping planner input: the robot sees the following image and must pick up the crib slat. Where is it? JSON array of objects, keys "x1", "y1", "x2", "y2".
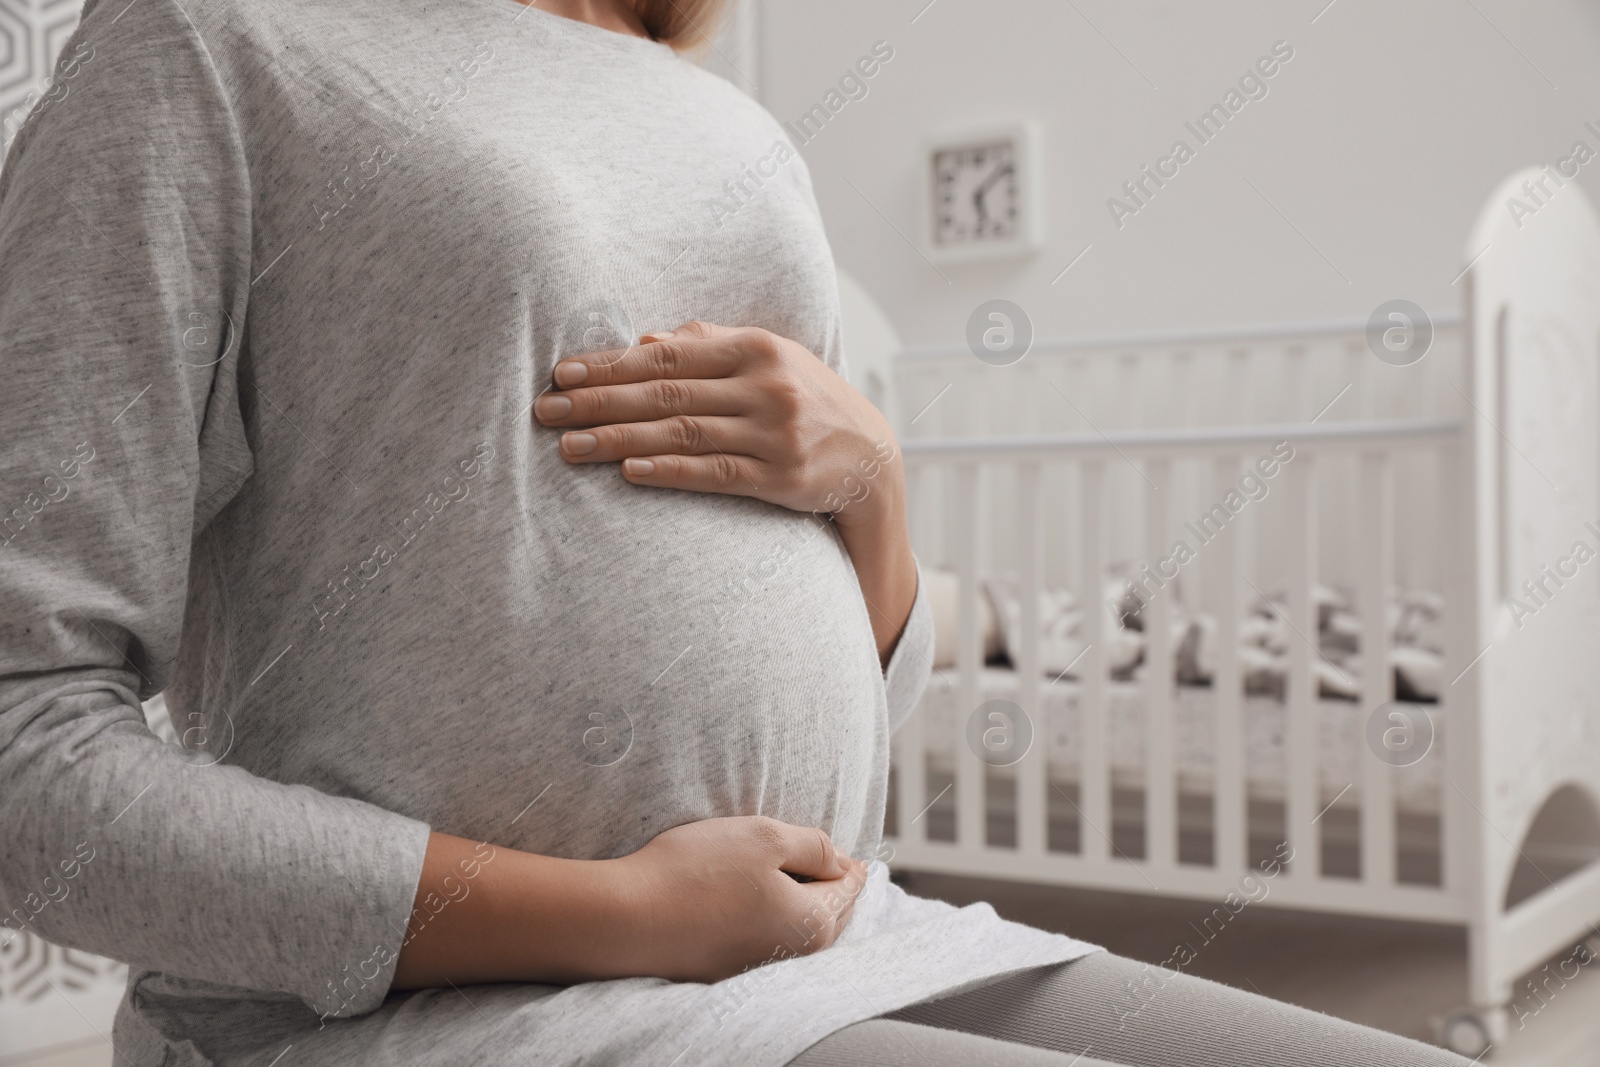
[
  {"x1": 895, "y1": 460, "x2": 928, "y2": 850},
  {"x1": 1285, "y1": 454, "x2": 1320, "y2": 879},
  {"x1": 1173, "y1": 351, "x2": 1203, "y2": 612},
  {"x1": 1212, "y1": 457, "x2": 1247, "y2": 873},
  {"x1": 1359, "y1": 452, "x2": 1396, "y2": 886},
  {"x1": 954, "y1": 463, "x2": 984, "y2": 853},
  {"x1": 1437, "y1": 442, "x2": 1468, "y2": 897},
  {"x1": 1080, "y1": 460, "x2": 1110, "y2": 861},
  {"x1": 1016, "y1": 462, "x2": 1046, "y2": 857},
  {"x1": 1144, "y1": 460, "x2": 1176, "y2": 869},
  {"x1": 1219, "y1": 343, "x2": 1252, "y2": 875}
]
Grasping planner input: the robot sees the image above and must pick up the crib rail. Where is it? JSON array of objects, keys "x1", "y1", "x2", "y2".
[
  {"x1": 900, "y1": 418, "x2": 1459, "y2": 460},
  {"x1": 896, "y1": 312, "x2": 1465, "y2": 362},
  {"x1": 895, "y1": 316, "x2": 1467, "y2": 433},
  {"x1": 889, "y1": 416, "x2": 1469, "y2": 921}
]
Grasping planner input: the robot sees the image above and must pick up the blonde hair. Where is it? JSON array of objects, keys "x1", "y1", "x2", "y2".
[{"x1": 633, "y1": 0, "x2": 731, "y2": 52}]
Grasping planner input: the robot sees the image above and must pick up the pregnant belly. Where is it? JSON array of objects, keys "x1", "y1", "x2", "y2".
[{"x1": 352, "y1": 474, "x2": 892, "y2": 862}]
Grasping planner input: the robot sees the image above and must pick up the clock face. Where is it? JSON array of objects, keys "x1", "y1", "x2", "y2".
[{"x1": 934, "y1": 140, "x2": 1019, "y2": 246}]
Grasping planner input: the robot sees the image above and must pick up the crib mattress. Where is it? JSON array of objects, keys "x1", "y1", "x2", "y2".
[{"x1": 913, "y1": 667, "x2": 1444, "y2": 815}]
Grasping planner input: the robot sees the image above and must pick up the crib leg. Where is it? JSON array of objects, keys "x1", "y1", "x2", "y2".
[
  {"x1": 1433, "y1": 921, "x2": 1511, "y2": 1057},
  {"x1": 1434, "y1": 1005, "x2": 1507, "y2": 1059}
]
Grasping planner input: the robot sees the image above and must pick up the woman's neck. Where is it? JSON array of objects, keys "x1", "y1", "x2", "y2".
[{"x1": 524, "y1": 0, "x2": 653, "y2": 41}]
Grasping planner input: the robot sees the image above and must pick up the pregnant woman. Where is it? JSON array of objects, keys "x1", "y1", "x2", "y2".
[{"x1": 0, "y1": 0, "x2": 1471, "y2": 1064}]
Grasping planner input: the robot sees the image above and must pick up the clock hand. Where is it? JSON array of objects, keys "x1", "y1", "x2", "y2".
[
  {"x1": 973, "y1": 162, "x2": 1014, "y2": 198},
  {"x1": 972, "y1": 162, "x2": 1014, "y2": 226}
]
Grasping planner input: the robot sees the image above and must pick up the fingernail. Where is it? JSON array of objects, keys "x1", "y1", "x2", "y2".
[
  {"x1": 554, "y1": 361, "x2": 588, "y2": 387},
  {"x1": 834, "y1": 846, "x2": 850, "y2": 866},
  {"x1": 641, "y1": 328, "x2": 676, "y2": 342},
  {"x1": 563, "y1": 432, "x2": 597, "y2": 456},
  {"x1": 534, "y1": 394, "x2": 572, "y2": 421},
  {"x1": 623, "y1": 458, "x2": 654, "y2": 476}
]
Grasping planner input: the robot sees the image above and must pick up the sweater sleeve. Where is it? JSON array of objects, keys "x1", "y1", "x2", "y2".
[
  {"x1": 0, "y1": 0, "x2": 430, "y2": 1020},
  {"x1": 883, "y1": 558, "x2": 935, "y2": 735}
]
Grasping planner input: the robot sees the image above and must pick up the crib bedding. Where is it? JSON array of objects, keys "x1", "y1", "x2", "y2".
[
  {"x1": 929, "y1": 569, "x2": 1447, "y2": 705},
  {"x1": 915, "y1": 667, "x2": 1444, "y2": 815}
]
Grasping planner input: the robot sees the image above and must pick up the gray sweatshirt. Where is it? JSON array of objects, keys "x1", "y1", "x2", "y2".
[{"x1": 0, "y1": 0, "x2": 1098, "y2": 1063}]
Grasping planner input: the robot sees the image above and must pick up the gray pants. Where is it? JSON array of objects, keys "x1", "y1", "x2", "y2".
[{"x1": 788, "y1": 952, "x2": 1471, "y2": 1066}]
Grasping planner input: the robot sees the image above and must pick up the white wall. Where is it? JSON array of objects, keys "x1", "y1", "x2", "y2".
[{"x1": 758, "y1": 0, "x2": 1600, "y2": 347}]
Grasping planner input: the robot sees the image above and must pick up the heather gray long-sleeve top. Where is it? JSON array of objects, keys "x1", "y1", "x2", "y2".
[{"x1": 0, "y1": 1, "x2": 1098, "y2": 1063}]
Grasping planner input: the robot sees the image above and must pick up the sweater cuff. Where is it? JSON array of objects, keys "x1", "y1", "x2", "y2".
[
  {"x1": 884, "y1": 558, "x2": 935, "y2": 735},
  {"x1": 310, "y1": 811, "x2": 434, "y2": 1019}
]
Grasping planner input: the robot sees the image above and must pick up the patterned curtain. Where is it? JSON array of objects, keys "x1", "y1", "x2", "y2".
[{"x1": 0, "y1": 0, "x2": 83, "y2": 173}]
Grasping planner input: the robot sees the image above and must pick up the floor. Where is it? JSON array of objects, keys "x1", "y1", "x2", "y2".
[{"x1": 6, "y1": 873, "x2": 1597, "y2": 1067}]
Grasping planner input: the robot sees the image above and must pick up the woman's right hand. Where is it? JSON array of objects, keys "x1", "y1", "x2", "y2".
[
  {"x1": 608, "y1": 815, "x2": 870, "y2": 983},
  {"x1": 391, "y1": 819, "x2": 869, "y2": 992}
]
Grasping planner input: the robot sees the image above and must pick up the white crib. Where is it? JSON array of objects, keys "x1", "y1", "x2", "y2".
[{"x1": 884, "y1": 166, "x2": 1600, "y2": 1058}]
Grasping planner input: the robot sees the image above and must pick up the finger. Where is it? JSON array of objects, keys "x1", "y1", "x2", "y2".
[
  {"x1": 791, "y1": 861, "x2": 869, "y2": 947},
  {"x1": 556, "y1": 416, "x2": 756, "y2": 463},
  {"x1": 766, "y1": 821, "x2": 854, "y2": 882},
  {"x1": 533, "y1": 377, "x2": 746, "y2": 428},
  {"x1": 553, "y1": 323, "x2": 765, "y2": 389},
  {"x1": 795, "y1": 858, "x2": 868, "y2": 900},
  {"x1": 618, "y1": 452, "x2": 767, "y2": 496},
  {"x1": 638, "y1": 320, "x2": 734, "y2": 345}
]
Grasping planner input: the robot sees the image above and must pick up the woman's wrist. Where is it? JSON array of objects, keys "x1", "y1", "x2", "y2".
[
  {"x1": 826, "y1": 416, "x2": 903, "y2": 530},
  {"x1": 835, "y1": 510, "x2": 917, "y2": 660},
  {"x1": 826, "y1": 441, "x2": 918, "y2": 664}
]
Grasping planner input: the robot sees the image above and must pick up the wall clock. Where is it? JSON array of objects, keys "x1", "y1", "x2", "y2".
[{"x1": 924, "y1": 120, "x2": 1044, "y2": 264}]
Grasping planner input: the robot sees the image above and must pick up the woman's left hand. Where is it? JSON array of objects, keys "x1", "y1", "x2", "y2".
[
  {"x1": 534, "y1": 320, "x2": 918, "y2": 664},
  {"x1": 532, "y1": 320, "x2": 901, "y2": 527}
]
